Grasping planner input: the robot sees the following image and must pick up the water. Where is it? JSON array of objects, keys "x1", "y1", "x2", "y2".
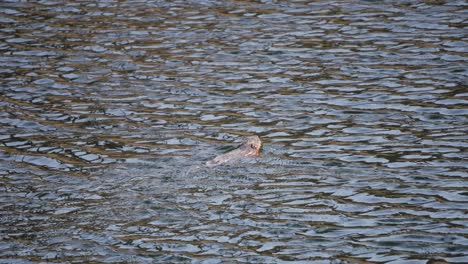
[{"x1": 1, "y1": 0, "x2": 467, "y2": 263}]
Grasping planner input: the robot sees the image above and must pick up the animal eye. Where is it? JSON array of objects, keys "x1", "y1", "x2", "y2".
[{"x1": 250, "y1": 144, "x2": 256, "y2": 148}]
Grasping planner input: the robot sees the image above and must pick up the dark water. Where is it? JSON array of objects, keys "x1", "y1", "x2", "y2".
[{"x1": 1, "y1": 0, "x2": 467, "y2": 263}]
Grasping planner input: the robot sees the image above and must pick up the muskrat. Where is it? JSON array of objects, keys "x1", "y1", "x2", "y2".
[{"x1": 206, "y1": 135, "x2": 262, "y2": 167}]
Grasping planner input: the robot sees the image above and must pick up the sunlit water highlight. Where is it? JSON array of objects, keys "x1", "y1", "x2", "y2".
[{"x1": 1, "y1": 0, "x2": 467, "y2": 263}]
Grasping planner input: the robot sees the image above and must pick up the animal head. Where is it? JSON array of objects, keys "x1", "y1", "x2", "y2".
[{"x1": 245, "y1": 135, "x2": 262, "y2": 154}]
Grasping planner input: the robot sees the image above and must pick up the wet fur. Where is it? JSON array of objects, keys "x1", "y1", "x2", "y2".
[{"x1": 206, "y1": 136, "x2": 262, "y2": 167}]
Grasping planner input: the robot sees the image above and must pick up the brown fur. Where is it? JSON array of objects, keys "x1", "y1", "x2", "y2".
[{"x1": 206, "y1": 136, "x2": 262, "y2": 167}]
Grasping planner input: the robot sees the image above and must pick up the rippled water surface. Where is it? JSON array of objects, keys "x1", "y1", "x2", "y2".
[{"x1": 1, "y1": 0, "x2": 467, "y2": 263}]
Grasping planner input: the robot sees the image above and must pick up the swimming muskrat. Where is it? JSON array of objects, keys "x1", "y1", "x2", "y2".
[{"x1": 206, "y1": 135, "x2": 262, "y2": 167}]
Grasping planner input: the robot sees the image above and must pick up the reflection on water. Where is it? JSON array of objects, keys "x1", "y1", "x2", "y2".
[{"x1": 1, "y1": 0, "x2": 467, "y2": 263}]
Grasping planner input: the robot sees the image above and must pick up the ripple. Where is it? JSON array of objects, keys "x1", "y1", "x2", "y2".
[{"x1": 0, "y1": 0, "x2": 467, "y2": 263}]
